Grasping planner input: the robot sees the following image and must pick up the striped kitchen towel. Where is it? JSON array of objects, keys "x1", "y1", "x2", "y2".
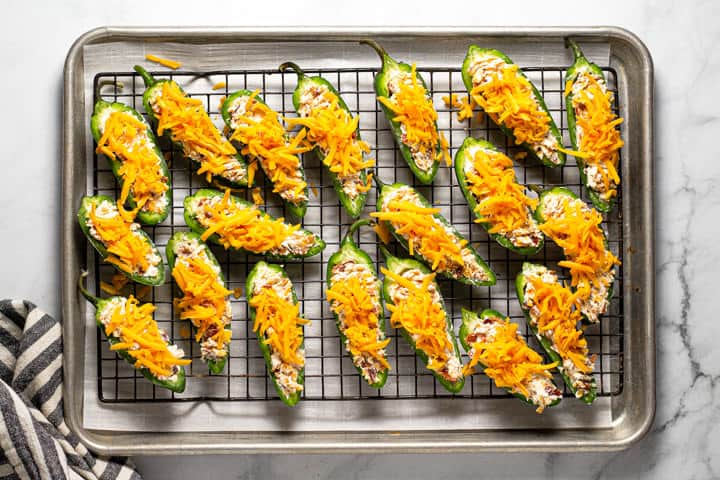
[{"x1": 0, "y1": 299, "x2": 140, "y2": 480}]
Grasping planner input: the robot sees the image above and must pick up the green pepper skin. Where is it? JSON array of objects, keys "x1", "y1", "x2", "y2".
[
  {"x1": 166, "y1": 231, "x2": 230, "y2": 374},
  {"x1": 454, "y1": 137, "x2": 544, "y2": 255},
  {"x1": 221, "y1": 90, "x2": 308, "y2": 219},
  {"x1": 515, "y1": 262, "x2": 597, "y2": 404},
  {"x1": 183, "y1": 189, "x2": 325, "y2": 259},
  {"x1": 246, "y1": 261, "x2": 304, "y2": 406},
  {"x1": 375, "y1": 181, "x2": 495, "y2": 287},
  {"x1": 461, "y1": 45, "x2": 565, "y2": 168},
  {"x1": 78, "y1": 273, "x2": 186, "y2": 393},
  {"x1": 90, "y1": 100, "x2": 172, "y2": 225},
  {"x1": 564, "y1": 39, "x2": 617, "y2": 213},
  {"x1": 361, "y1": 40, "x2": 440, "y2": 185},
  {"x1": 534, "y1": 186, "x2": 614, "y2": 320},
  {"x1": 381, "y1": 249, "x2": 465, "y2": 393},
  {"x1": 77, "y1": 195, "x2": 165, "y2": 286},
  {"x1": 279, "y1": 62, "x2": 369, "y2": 218},
  {"x1": 458, "y1": 308, "x2": 561, "y2": 410},
  {"x1": 326, "y1": 220, "x2": 389, "y2": 388},
  {"x1": 133, "y1": 66, "x2": 250, "y2": 189}
]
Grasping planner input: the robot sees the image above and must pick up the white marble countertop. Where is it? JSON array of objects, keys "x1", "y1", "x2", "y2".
[{"x1": 1, "y1": 0, "x2": 718, "y2": 478}]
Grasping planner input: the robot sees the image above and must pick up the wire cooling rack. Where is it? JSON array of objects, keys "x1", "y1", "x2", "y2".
[{"x1": 90, "y1": 65, "x2": 623, "y2": 403}]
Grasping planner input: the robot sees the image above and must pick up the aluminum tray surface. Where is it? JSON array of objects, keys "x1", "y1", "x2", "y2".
[{"x1": 62, "y1": 27, "x2": 654, "y2": 454}]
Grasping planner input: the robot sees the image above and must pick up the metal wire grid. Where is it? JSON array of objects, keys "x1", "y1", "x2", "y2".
[{"x1": 89, "y1": 64, "x2": 623, "y2": 403}]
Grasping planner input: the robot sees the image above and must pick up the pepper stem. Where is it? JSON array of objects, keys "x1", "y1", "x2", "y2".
[
  {"x1": 278, "y1": 62, "x2": 306, "y2": 81},
  {"x1": 527, "y1": 184, "x2": 544, "y2": 195},
  {"x1": 94, "y1": 80, "x2": 124, "y2": 103},
  {"x1": 133, "y1": 65, "x2": 157, "y2": 88},
  {"x1": 565, "y1": 38, "x2": 585, "y2": 61},
  {"x1": 378, "y1": 244, "x2": 394, "y2": 261},
  {"x1": 360, "y1": 39, "x2": 392, "y2": 69},
  {"x1": 341, "y1": 219, "x2": 374, "y2": 246},
  {"x1": 372, "y1": 173, "x2": 387, "y2": 189},
  {"x1": 77, "y1": 270, "x2": 101, "y2": 307}
]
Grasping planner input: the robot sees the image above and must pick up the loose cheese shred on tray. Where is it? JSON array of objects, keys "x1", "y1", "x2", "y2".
[
  {"x1": 381, "y1": 268, "x2": 451, "y2": 373},
  {"x1": 104, "y1": 295, "x2": 191, "y2": 378},
  {"x1": 470, "y1": 64, "x2": 551, "y2": 146},
  {"x1": 196, "y1": 189, "x2": 300, "y2": 253},
  {"x1": 249, "y1": 286, "x2": 308, "y2": 366},
  {"x1": 212, "y1": 81, "x2": 227, "y2": 91},
  {"x1": 145, "y1": 54, "x2": 182, "y2": 70},
  {"x1": 371, "y1": 199, "x2": 466, "y2": 272},
  {"x1": 326, "y1": 277, "x2": 390, "y2": 370},
  {"x1": 251, "y1": 187, "x2": 265, "y2": 206},
  {"x1": 377, "y1": 64, "x2": 451, "y2": 167},
  {"x1": 463, "y1": 319, "x2": 557, "y2": 398},
  {"x1": 456, "y1": 95, "x2": 475, "y2": 122},
  {"x1": 526, "y1": 275, "x2": 591, "y2": 373},
  {"x1": 154, "y1": 82, "x2": 239, "y2": 183},
  {"x1": 372, "y1": 221, "x2": 392, "y2": 245},
  {"x1": 230, "y1": 91, "x2": 309, "y2": 202},
  {"x1": 465, "y1": 148, "x2": 538, "y2": 236},
  {"x1": 570, "y1": 73, "x2": 624, "y2": 199},
  {"x1": 441, "y1": 93, "x2": 462, "y2": 109},
  {"x1": 173, "y1": 255, "x2": 232, "y2": 353},
  {"x1": 96, "y1": 111, "x2": 169, "y2": 220}
]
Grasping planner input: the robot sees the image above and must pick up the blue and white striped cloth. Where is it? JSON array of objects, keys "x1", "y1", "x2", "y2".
[{"x1": 0, "y1": 300, "x2": 140, "y2": 480}]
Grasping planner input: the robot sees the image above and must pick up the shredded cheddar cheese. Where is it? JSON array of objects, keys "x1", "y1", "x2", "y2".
[
  {"x1": 153, "y1": 82, "x2": 242, "y2": 183},
  {"x1": 377, "y1": 65, "x2": 451, "y2": 167},
  {"x1": 326, "y1": 276, "x2": 390, "y2": 370},
  {"x1": 373, "y1": 221, "x2": 392, "y2": 245},
  {"x1": 145, "y1": 54, "x2": 182, "y2": 70},
  {"x1": 251, "y1": 187, "x2": 265, "y2": 206},
  {"x1": 103, "y1": 296, "x2": 191, "y2": 378},
  {"x1": 382, "y1": 268, "x2": 453, "y2": 374},
  {"x1": 212, "y1": 81, "x2": 227, "y2": 91},
  {"x1": 442, "y1": 93, "x2": 462, "y2": 109},
  {"x1": 228, "y1": 91, "x2": 309, "y2": 203},
  {"x1": 194, "y1": 190, "x2": 300, "y2": 253},
  {"x1": 173, "y1": 253, "x2": 232, "y2": 357},
  {"x1": 464, "y1": 147, "x2": 538, "y2": 240},
  {"x1": 463, "y1": 319, "x2": 557, "y2": 398},
  {"x1": 96, "y1": 111, "x2": 168, "y2": 221},
  {"x1": 470, "y1": 63, "x2": 551, "y2": 146},
  {"x1": 249, "y1": 286, "x2": 308, "y2": 366},
  {"x1": 457, "y1": 95, "x2": 475, "y2": 122},
  {"x1": 569, "y1": 73, "x2": 624, "y2": 199}
]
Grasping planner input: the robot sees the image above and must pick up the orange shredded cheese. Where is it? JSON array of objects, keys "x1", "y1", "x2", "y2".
[
  {"x1": 569, "y1": 73, "x2": 624, "y2": 199},
  {"x1": 442, "y1": 93, "x2": 462, "y2": 109},
  {"x1": 249, "y1": 286, "x2": 308, "y2": 366},
  {"x1": 457, "y1": 95, "x2": 475, "y2": 122},
  {"x1": 104, "y1": 295, "x2": 191, "y2": 377},
  {"x1": 373, "y1": 221, "x2": 392, "y2": 245},
  {"x1": 96, "y1": 111, "x2": 168, "y2": 221},
  {"x1": 463, "y1": 319, "x2": 557, "y2": 398},
  {"x1": 88, "y1": 202, "x2": 157, "y2": 276},
  {"x1": 100, "y1": 281, "x2": 121, "y2": 296},
  {"x1": 232, "y1": 287, "x2": 243, "y2": 299},
  {"x1": 228, "y1": 91, "x2": 309, "y2": 202},
  {"x1": 195, "y1": 189, "x2": 301, "y2": 253},
  {"x1": 526, "y1": 275, "x2": 591, "y2": 373},
  {"x1": 326, "y1": 276, "x2": 390, "y2": 370},
  {"x1": 136, "y1": 285, "x2": 151, "y2": 299},
  {"x1": 153, "y1": 81, "x2": 242, "y2": 183},
  {"x1": 470, "y1": 63, "x2": 551, "y2": 146},
  {"x1": 377, "y1": 64, "x2": 451, "y2": 167},
  {"x1": 381, "y1": 268, "x2": 452, "y2": 374},
  {"x1": 464, "y1": 147, "x2": 538, "y2": 239},
  {"x1": 310, "y1": 183, "x2": 319, "y2": 198},
  {"x1": 212, "y1": 81, "x2": 227, "y2": 91},
  {"x1": 172, "y1": 253, "x2": 232, "y2": 355},
  {"x1": 145, "y1": 54, "x2": 182, "y2": 70},
  {"x1": 371, "y1": 196, "x2": 466, "y2": 272},
  {"x1": 251, "y1": 187, "x2": 265, "y2": 206},
  {"x1": 514, "y1": 151, "x2": 528, "y2": 161}
]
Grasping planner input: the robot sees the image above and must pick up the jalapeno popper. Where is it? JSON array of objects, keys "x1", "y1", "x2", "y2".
[
  {"x1": 91, "y1": 100, "x2": 171, "y2": 225},
  {"x1": 280, "y1": 62, "x2": 373, "y2": 218},
  {"x1": 361, "y1": 40, "x2": 451, "y2": 184},
  {"x1": 134, "y1": 66, "x2": 250, "y2": 188},
  {"x1": 459, "y1": 308, "x2": 561, "y2": 413},
  {"x1": 454, "y1": 137, "x2": 543, "y2": 255},
  {"x1": 78, "y1": 272, "x2": 190, "y2": 393},
  {"x1": 371, "y1": 179, "x2": 495, "y2": 287},
  {"x1": 184, "y1": 189, "x2": 325, "y2": 259},
  {"x1": 78, "y1": 195, "x2": 165, "y2": 286},
  {"x1": 246, "y1": 262, "x2": 307, "y2": 406},
  {"x1": 381, "y1": 248, "x2": 464, "y2": 393},
  {"x1": 535, "y1": 187, "x2": 620, "y2": 323},
  {"x1": 462, "y1": 46, "x2": 565, "y2": 167},
  {"x1": 516, "y1": 263, "x2": 597, "y2": 403},
  {"x1": 326, "y1": 220, "x2": 390, "y2": 388},
  {"x1": 564, "y1": 39, "x2": 624, "y2": 212},
  {"x1": 167, "y1": 231, "x2": 232, "y2": 374},
  {"x1": 221, "y1": 89, "x2": 310, "y2": 218}
]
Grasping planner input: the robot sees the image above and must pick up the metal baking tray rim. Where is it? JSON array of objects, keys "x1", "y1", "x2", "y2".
[{"x1": 62, "y1": 25, "x2": 654, "y2": 454}]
